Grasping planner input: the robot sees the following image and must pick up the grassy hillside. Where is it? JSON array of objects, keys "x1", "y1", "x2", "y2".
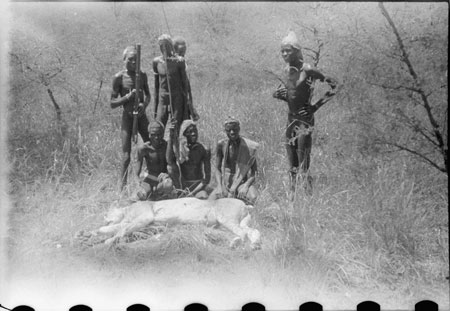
[{"x1": 3, "y1": 2, "x2": 449, "y2": 310}]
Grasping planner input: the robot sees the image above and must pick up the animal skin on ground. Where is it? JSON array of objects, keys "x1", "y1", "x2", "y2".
[{"x1": 91, "y1": 197, "x2": 261, "y2": 249}]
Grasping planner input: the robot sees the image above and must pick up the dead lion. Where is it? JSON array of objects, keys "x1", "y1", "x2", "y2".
[{"x1": 89, "y1": 197, "x2": 261, "y2": 249}]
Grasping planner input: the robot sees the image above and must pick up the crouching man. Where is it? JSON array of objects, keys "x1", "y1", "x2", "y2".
[
  {"x1": 209, "y1": 117, "x2": 259, "y2": 204},
  {"x1": 133, "y1": 122, "x2": 174, "y2": 200},
  {"x1": 167, "y1": 119, "x2": 212, "y2": 199}
]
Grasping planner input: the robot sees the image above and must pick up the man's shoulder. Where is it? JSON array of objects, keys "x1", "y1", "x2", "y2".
[
  {"x1": 175, "y1": 55, "x2": 186, "y2": 63},
  {"x1": 113, "y1": 70, "x2": 127, "y2": 79},
  {"x1": 193, "y1": 142, "x2": 210, "y2": 153},
  {"x1": 217, "y1": 138, "x2": 228, "y2": 147},
  {"x1": 153, "y1": 56, "x2": 163, "y2": 64},
  {"x1": 139, "y1": 70, "x2": 148, "y2": 79},
  {"x1": 137, "y1": 142, "x2": 151, "y2": 153},
  {"x1": 302, "y1": 63, "x2": 320, "y2": 74},
  {"x1": 241, "y1": 137, "x2": 260, "y2": 152}
]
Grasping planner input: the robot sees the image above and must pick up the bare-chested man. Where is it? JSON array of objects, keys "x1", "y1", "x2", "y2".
[
  {"x1": 153, "y1": 34, "x2": 191, "y2": 130},
  {"x1": 111, "y1": 46, "x2": 151, "y2": 191},
  {"x1": 173, "y1": 36, "x2": 199, "y2": 122},
  {"x1": 167, "y1": 119, "x2": 211, "y2": 199},
  {"x1": 273, "y1": 31, "x2": 338, "y2": 195},
  {"x1": 209, "y1": 118, "x2": 259, "y2": 204},
  {"x1": 133, "y1": 122, "x2": 174, "y2": 200}
]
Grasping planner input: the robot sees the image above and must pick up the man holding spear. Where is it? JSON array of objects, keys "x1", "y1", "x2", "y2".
[
  {"x1": 152, "y1": 34, "x2": 191, "y2": 130},
  {"x1": 110, "y1": 45, "x2": 151, "y2": 191}
]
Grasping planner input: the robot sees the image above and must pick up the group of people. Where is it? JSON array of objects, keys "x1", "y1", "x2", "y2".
[{"x1": 110, "y1": 31, "x2": 338, "y2": 204}]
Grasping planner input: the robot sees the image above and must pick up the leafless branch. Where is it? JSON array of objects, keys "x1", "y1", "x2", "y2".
[
  {"x1": 379, "y1": 2, "x2": 447, "y2": 173},
  {"x1": 377, "y1": 139, "x2": 446, "y2": 173}
]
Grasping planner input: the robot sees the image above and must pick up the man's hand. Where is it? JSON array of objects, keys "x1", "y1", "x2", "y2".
[
  {"x1": 168, "y1": 118, "x2": 177, "y2": 136},
  {"x1": 228, "y1": 186, "x2": 237, "y2": 198},
  {"x1": 137, "y1": 103, "x2": 145, "y2": 116},
  {"x1": 157, "y1": 173, "x2": 170, "y2": 182},
  {"x1": 237, "y1": 185, "x2": 249, "y2": 199},
  {"x1": 273, "y1": 84, "x2": 287, "y2": 101},
  {"x1": 127, "y1": 89, "x2": 137, "y2": 102},
  {"x1": 298, "y1": 105, "x2": 318, "y2": 117},
  {"x1": 325, "y1": 77, "x2": 338, "y2": 89},
  {"x1": 190, "y1": 103, "x2": 200, "y2": 121}
]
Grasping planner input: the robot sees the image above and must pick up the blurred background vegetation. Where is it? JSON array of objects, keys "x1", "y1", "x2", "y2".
[{"x1": 5, "y1": 2, "x2": 449, "y2": 307}]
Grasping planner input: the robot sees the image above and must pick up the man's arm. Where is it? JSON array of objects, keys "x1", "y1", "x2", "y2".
[
  {"x1": 134, "y1": 146, "x2": 145, "y2": 180},
  {"x1": 237, "y1": 159, "x2": 257, "y2": 199},
  {"x1": 185, "y1": 77, "x2": 199, "y2": 121},
  {"x1": 299, "y1": 65, "x2": 339, "y2": 116},
  {"x1": 213, "y1": 142, "x2": 224, "y2": 192},
  {"x1": 142, "y1": 72, "x2": 151, "y2": 112},
  {"x1": 166, "y1": 122, "x2": 181, "y2": 189},
  {"x1": 152, "y1": 59, "x2": 160, "y2": 119},
  {"x1": 190, "y1": 147, "x2": 211, "y2": 195},
  {"x1": 177, "y1": 57, "x2": 199, "y2": 121},
  {"x1": 272, "y1": 83, "x2": 288, "y2": 102},
  {"x1": 110, "y1": 74, "x2": 132, "y2": 109}
]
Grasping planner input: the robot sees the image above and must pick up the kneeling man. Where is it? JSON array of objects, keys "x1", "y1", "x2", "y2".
[
  {"x1": 134, "y1": 122, "x2": 174, "y2": 200},
  {"x1": 168, "y1": 119, "x2": 212, "y2": 199},
  {"x1": 209, "y1": 117, "x2": 259, "y2": 204}
]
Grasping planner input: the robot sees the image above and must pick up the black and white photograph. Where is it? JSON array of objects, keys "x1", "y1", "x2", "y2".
[{"x1": 1, "y1": 2, "x2": 448, "y2": 310}]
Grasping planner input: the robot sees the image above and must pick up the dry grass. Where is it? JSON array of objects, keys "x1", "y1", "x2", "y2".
[
  {"x1": 6, "y1": 4, "x2": 449, "y2": 306},
  {"x1": 7, "y1": 83, "x2": 449, "y2": 307}
]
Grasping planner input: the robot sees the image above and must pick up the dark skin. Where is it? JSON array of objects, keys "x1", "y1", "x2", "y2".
[
  {"x1": 152, "y1": 42, "x2": 191, "y2": 129},
  {"x1": 274, "y1": 44, "x2": 338, "y2": 116},
  {"x1": 213, "y1": 123, "x2": 257, "y2": 200},
  {"x1": 273, "y1": 43, "x2": 339, "y2": 195},
  {"x1": 110, "y1": 50, "x2": 151, "y2": 190},
  {"x1": 134, "y1": 127, "x2": 173, "y2": 198},
  {"x1": 167, "y1": 121, "x2": 211, "y2": 196},
  {"x1": 135, "y1": 127, "x2": 167, "y2": 180},
  {"x1": 173, "y1": 39, "x2": 199, "y2": 122}
]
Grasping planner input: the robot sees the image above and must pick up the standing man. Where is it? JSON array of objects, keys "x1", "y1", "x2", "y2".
[
  {"x1": 111, "y1": 45, "x2": 151, "y2": 191},
  {"x1": 133, "y1": 122, "x2": 174, "y2": 201},
  {"x1": 273, "y1": 31, "x2": 338, "y2": 195},
  {"x1": 152, "y1": 34, "x2": 191, "y2": 130},
  {"x1": 173, "y1": 36, "x2": 199, "y2": 122},
  {"x1": 209, "y1": 118, "x2": 259, "y2": 204},
  {"x1": 167, "y1": 119, "x2": 211, "y2": 199}
]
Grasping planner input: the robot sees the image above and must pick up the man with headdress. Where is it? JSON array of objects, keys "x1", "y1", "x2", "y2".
[
  {"x1": 167, "y1": 119, "x2": 211, "y2": 199},
  {"x1": 173, "y1": 36, "x2": 199, "y2": 122},
  {"x1": 111, "y1": 45, "x2": 151, "y2": 191},
  {"x1": 133, "y1": 122, "x2": 174, "y2": 200},
  {"x1": 152, "y1": 34, "x2": 191, "y2": 130},
  {"x1": 273, "y1": 31, "x2": 339, "y2": 195},
  {"x1": 209, "y1": 117, "x2": 259, "y2": 204}
]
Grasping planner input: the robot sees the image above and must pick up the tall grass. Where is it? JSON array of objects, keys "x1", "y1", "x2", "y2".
[
  {"x1": 6, "y1": 4, "x2": 449, "y2": 306},
  {"x1": 8, "y1": 74, "x2": 448, "y2": 307}
]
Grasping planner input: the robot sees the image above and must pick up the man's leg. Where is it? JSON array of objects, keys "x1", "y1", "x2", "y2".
[
  {"x1": 156, "y1": 93, "x2": 171, "y2": 128},
  {"x1": 286, "y1": 125, "x2": 299, "y2": 193},
  {"x1": 120, "y1": 113, "x2": 133, "y2": 191},
  {"x1": 236, "y1": 184, "x2": 258, "y2": 205},
  {"x1": 297, "y1": 131, "x2": 313, "y2": 195},
  {"x1": 171, "y1": 93, "x2": 185, "y2": 129},
  {"x1": 138, "y1": 114, "x2": 150, "y2": 143}
]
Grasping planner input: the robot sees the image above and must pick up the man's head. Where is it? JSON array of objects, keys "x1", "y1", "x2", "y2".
[
  {"x1": 281, "y1": 31, "x2": 303, "y2": 64},
  {"x1": 173, "y1": 36, "x2": 187, "y2": 57},
  {"x1": 158, "y1": 34, "x2": 174, "y2": 56},
  {"x1": 180, "y1": 120, "x2": 198, "y2": 144},
  {"x1": 148, "y1": 122, "x2": 165, "y2": 147},
  {"x1": 123, "y1": 46, "x2": 137, "y2": 72},
  {"x1": 224, "y1": 117, "x2": 240, "y2": 142}
]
